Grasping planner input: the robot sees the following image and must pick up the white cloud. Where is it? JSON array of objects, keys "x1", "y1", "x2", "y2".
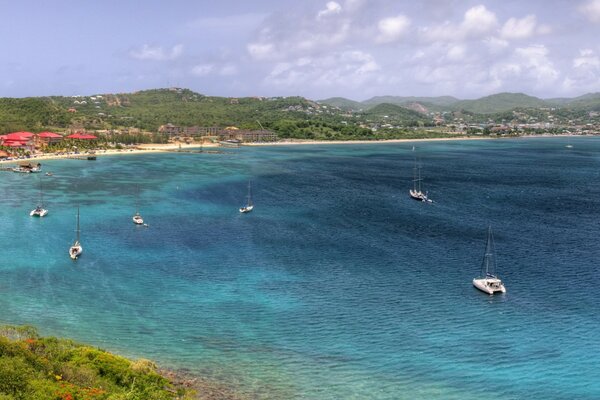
[
  {"x1": 484, "y1": 37, "x2": 510, "y2": 53},
  {"x1": 500, "y1": 15, "x2": 537, "y2": 39},
  {"x1": 563, "y1": 49, "x2": 600, "y2": 93},
  {"x1": 247, "y1": 4, "x2": 352, "y2": 61},
  {"x1": 130, "y1": 44, "x2": 183, "y2": 61},
  {"x1": 317, "y1": 1, "x2": 342, "y2": 19},
  {"x1": 421, "y1": 5, "x2": 498, "y2": 42},
  {"x1": 490, "y1": 45, "x2": 559, "y2": 89},
  {"x1": 220, "y1": 64, "x2": 238, "y2": 76},
  {"x1": 446, "y1": 45, "x2": 466, "y2": 61},
  {"x1": 579, "y1": 0, "x2": 600, "y2": 23},
  {"x1": 191, "y1": 64, "x2": 214, "y2": 76},
  {"x1": 265, "y1": 50, "x2": 379, "y2": 89},
  {"x1": 376, "y1": 15, "x2": 411, "y2": 43},
  {"x1": 191, "y1": 63, "x2": 238, "y2": 77},
  {"x1": 461, "y1": 5, "x2": 498, "y2": 36},
  {"x1": 247, "y1": 42, "x2": 275, "y2": 60}
]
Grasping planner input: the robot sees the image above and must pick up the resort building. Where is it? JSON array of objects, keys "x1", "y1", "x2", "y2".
[
  {"x1": 217, "y1": 128, "x2": 278, "y2": 142},
  {"x1": 0, "y1": 132, "x2": 36, "y2": 151},
  {"x1": 36, "y1": 132, "x2": 63, "y2": 147}
]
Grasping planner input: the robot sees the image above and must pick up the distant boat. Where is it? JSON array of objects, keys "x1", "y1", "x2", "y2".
[
  {"x1": 239, "y1": 181, "x2": 254, "y2": 213},
  {"x1": 13, "y1": 162, "x2": 41, "y2": 173},
  {"x1": 69, "y1": 207, "x2": 83, "y2": 260},
  {"x1": 132, "y1": 186, "x2": 144, "y2": 225},
  {"x1": 30, "y1": 179, "x2": 48, "y2": 217},
  {"x1": 409, "y1": 150, "x2": 432, "y2": 203},
  {"x1": 220, "y1": 139, "x2": 241, "y2": 148},
  {"x1": 472, "y1": 226, "x2": 506, "y2": 295},
  {"x1": 565, "y1": 137, "x2": 573, "y2": 148}
]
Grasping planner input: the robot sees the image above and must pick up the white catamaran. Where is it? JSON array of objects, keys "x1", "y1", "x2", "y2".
[
  {"x1": 239, "y1": 181, "x2": 254, "y2": 213},
  {"x1": 472, "y1": 226, "x2": 506, "y2": 295},
  {"x1": 69, "y1": 207, "x2": 83, "y2": 260},
  {"x1": 30, "y1": 179, "x2": 48, "y2": 217},
  {"x1": 409, "y1": 150, "x2": 432, "y2": 203}
]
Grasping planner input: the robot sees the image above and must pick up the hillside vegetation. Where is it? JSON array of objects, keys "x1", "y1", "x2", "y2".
[
  {"x1": 0, "y1": 89, "x2": 599, "y2": 142},
  {"x1": 0, "y1": 325, "x2": 194, "y2": 400}
]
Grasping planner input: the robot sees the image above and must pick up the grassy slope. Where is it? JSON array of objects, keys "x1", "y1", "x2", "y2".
[
  {"x1": 451, "y1": 93, "x2": 550, "y2": 114},
  {"x1": 0, "y1": 325, "x2": 194, "y2": 400}
]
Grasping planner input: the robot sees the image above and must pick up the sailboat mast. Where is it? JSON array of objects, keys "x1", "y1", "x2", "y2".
[
  {"x1": 39, "y1": 178, "x2": 44, "y2": 207},
  {"x1": 418, "y1": 164, "x2": 422, "y2": 193},
  {"x1": 135, "y1": 185, "x2": 140, "y2": 214},
  {"x1": 76, "y1": 206, "x2": 80, "y2": 242},
  {"x1": 247, "y1": 181, "x2": 253, "y2": 207},
  {"x1": 481, "y1": 226, "x2": 496, "y2": 277}
]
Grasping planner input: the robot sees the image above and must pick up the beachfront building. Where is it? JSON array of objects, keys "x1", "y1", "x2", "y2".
[
  {"x1": 0, "y1": 132, "x2": 36, "y2": 152},
  {"x1": 66, "y1": 133, "x2": 98, "y2": 140},
  {"x1": 36, "y1": 132, "x2": 63, "y2": 147},
  {"x1": 158, "y1": 124, "x2": 220, "y2": 137},
  {"x1": 217, "y1": 128, "x2": 278, "y2": 143}
]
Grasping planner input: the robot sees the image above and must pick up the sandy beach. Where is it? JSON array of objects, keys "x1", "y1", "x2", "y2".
[{"x1": 0, "y1": 135, "x2": 588, "y2": 166}]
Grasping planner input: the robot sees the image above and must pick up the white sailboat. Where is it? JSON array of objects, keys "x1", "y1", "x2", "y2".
[
  {"x1": 69, "y1": 207, "x2": 83, "y2": 260},
  {"x1": 565, "y1": 137, "x2": 573, "y2": 148},
  {"x1": 132, "y1": 186, "x2": 144, "y2": 225},
  {"x1": 30, "y1": 179, "x2": 48, "y2": 217},
  {"x1": 409, "y1": 150, "x2": 432, "y2": 203},
  {"x1": 473, "y1": 226, "x2": 506, "y2": 295},
  {"x1": 239, "y1": 181, "x2": 254, "y2": 213}
]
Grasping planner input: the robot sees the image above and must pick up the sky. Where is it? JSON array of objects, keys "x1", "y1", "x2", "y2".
[{"x1": 1, "y1": 0, "x2": 600, "y2": 100}]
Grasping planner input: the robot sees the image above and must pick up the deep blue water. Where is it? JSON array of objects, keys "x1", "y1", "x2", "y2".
[{"x1": 1, "y1": 138, "x2": 599, "y2": 399}]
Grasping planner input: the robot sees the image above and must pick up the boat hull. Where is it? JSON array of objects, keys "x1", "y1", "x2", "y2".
[
  {"x1": 30, "y1": 209, "x2": 48, "y2": 217},
  {"x1": 239, "y1": 205, "x2": 254, "y2": 213},
  {"x1": 409, "y1": 190, "x2": 432, "y2": 203},
  {"x1": 133, "y1": 215, "x2": 144, "y2": 225},
  {"x1": 70, "y1": 243, "x2": 82, "y2": 260},
  {"x1": 473, "y1": 277, "x2": 506, "y2": 295}
]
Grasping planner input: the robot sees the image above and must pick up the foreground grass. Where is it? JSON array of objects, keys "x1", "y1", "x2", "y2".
[{"x1": 0, "y1": 325, "x2": 195, "y2": 400}]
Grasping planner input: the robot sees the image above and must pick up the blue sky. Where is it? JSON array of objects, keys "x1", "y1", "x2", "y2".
[{"x1": 1, "y1": 0, "x2": 600, "y2": 100}]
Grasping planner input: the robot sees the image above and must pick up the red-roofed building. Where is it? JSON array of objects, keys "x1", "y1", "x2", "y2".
[
  {"x1": 5, "y1": 141, "x2": 28, "y2": 148},
  {"x1": 37, "y1": 132, "x2": 62, "y2": 138},
  {"x1": 36, "y1": 131, "x2": 64, "y2": 147},
  {"x1": 1, "y1": 132, "x2": 35, "y2": 151}
]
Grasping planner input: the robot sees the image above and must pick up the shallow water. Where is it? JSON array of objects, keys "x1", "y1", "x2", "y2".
[{"x1": 1, "y1": 137, "x2": 599, "y2": 399}]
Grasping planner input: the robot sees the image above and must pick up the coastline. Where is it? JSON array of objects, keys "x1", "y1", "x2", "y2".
[{"x1": 0, "y1": 134, "x2": 591, "y2": 165}]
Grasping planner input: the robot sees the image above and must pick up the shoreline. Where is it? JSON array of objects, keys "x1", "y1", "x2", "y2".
[{"x1": 0, "y1": 134, "x2": 592, "y2": 165}]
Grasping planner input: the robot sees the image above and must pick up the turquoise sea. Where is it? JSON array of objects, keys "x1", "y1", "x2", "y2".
[{"x1": 1, "y1": 138, "x2": 599, "y2": 399}]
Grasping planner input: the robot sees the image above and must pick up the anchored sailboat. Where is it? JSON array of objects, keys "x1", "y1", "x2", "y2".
[
  {"x1": 132, "y1": 186, "x2": 144, "y2": 225},
  {"x1": 409, "y1": 150, "x2": 432, "y2": 203},
  {"x1": 239, "y1": 181, "x2": 254, "y2": 213},
  {"x1": 472, "y1": 226, "x2": 506, "y2": 295},
  {"x1": 30, "y1": 179, "x2": 48, "y2": 217},
  {"x1": 69, "y1": 206, "x2": 83, "y2": 260}
]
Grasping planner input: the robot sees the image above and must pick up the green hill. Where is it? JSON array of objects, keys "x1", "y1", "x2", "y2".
[
  {"x1": 317, "y1": 97, "x2": 364, "y2": 111},
  {"x1": 452, "y1": 92, "x2": 550, "y2": 114},
  {"x1": 362, "y1": 103, "x2": 431, "y2": 125},
  {"x1": 362, "y1": 95, "x2": 459, "y2": 108}
]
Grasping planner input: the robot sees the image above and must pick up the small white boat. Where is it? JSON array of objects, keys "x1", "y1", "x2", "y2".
[
  {"x1": 13, "y1": 162, "x2": 42, "y2": 173},
  {"x1": 473, "y1": 226, "x2": 506, "y2": 295},
  {"x1": 132, "y1": 186, "x2": 144, "y2": 224},
  {"x1": 239, "y1": 180, "x2": 254, "y2": 213},
  {"x1": 30, "y1": 179, "x2": 48, "y2": 217},
  {"x1": 133, "y1": 212, "x2": 144, "y2": 225},
  {"x1": 30, "y1": 206, "x2": 48, "y2": 217},
  {"x1": 409, "y1": 150, "x2": 433, "y2": 203},
  {"x1": 69, "y1": 207, "x2": 83, "y2": 260}
]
